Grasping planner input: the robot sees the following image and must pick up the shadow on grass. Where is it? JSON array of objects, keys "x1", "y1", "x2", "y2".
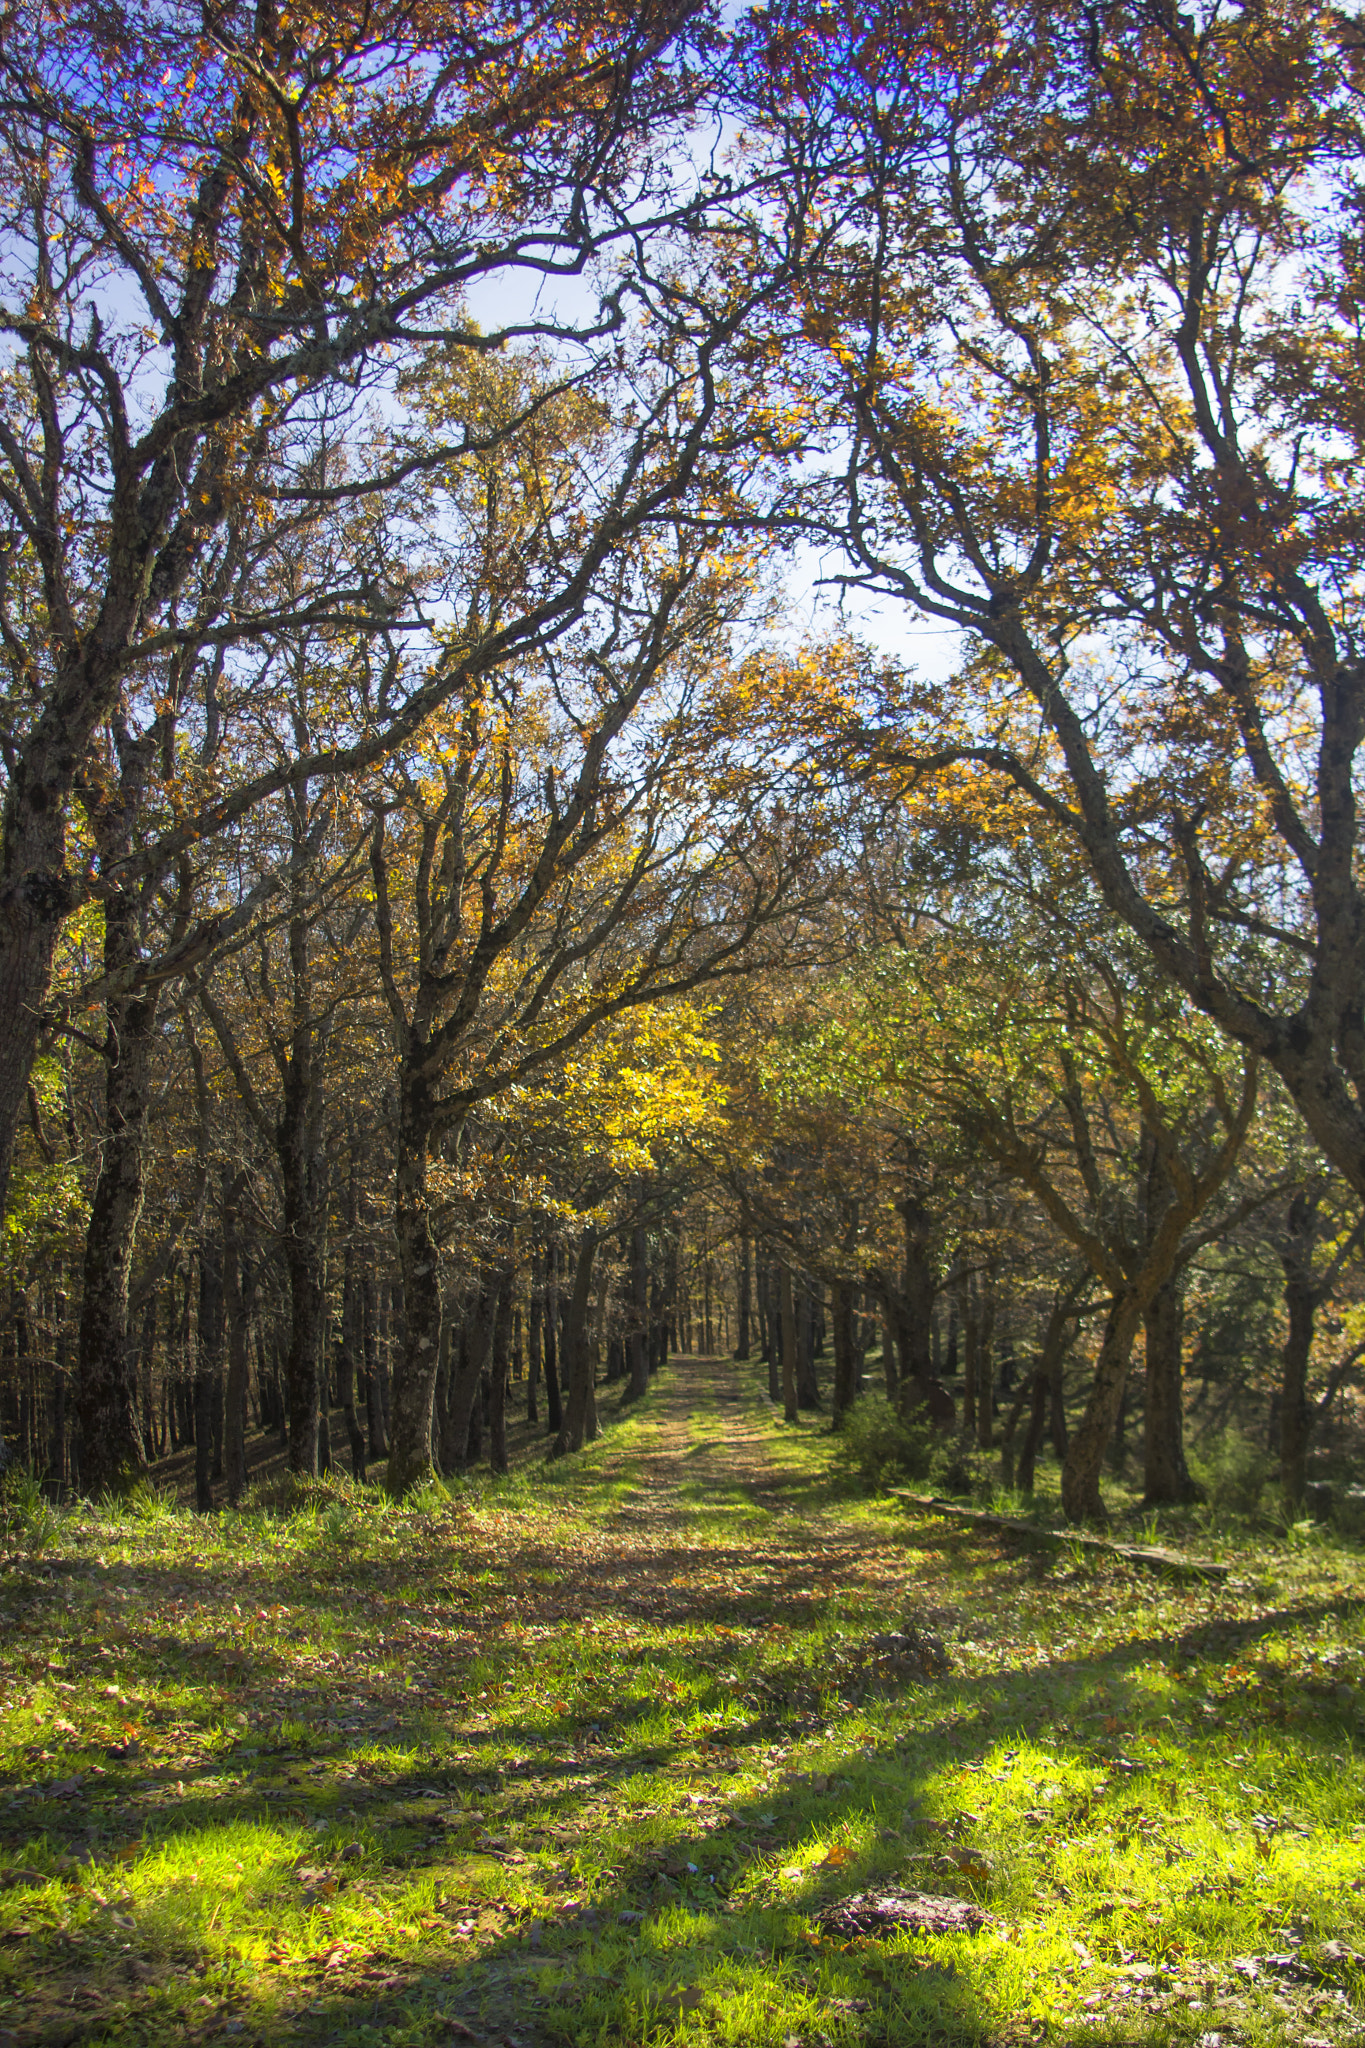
[{"x1": 2, "y1": 1359, "x2": 1362, "y2": 2046}]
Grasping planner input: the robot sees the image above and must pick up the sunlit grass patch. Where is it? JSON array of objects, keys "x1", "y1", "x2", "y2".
[{"x1": 2, "y1": 1357, "x2": 1364, "y2": 2046}]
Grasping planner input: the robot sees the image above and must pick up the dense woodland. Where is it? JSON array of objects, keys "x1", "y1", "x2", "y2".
[{"x1": 3, "y1": 0, "x2": 1365, "y2": 1529}]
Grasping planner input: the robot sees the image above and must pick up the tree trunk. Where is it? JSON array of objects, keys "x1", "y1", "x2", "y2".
[
  {"x1": 1143, "y1": 1274, "x2": 1197, "y2": 1504},
  {"x1": 1061, "y1": 1291, "x2": 1146, "y2": 1522},
  {"x1": 223, "y1": 1175, "x2": 251, "y2": 1506},
  {"x1": 527, "y1": 1246, "x2": 543, "y2": 1424},
  {"x1": 0, "y1": 775, "x2": 73, "y2": 1226},
  {"x1": 556, "y1": 1232, "x2": 600, "y2": 1454},
  {"x1": 363, "y1": 1268, "x2": 387, "y2": 1457},
  {"x1": 999, "y1": 1379, "x2": 1030, "y2": 1492},
  {"x1": 337, "y1": 1329, "x2": 366, "y2": 1481},
  {"x1": 779, "y1": 1263, "x2": 799, "y2": 1424},
  {"x1": 797, "y1": 1276, "x2": 822, "y2": 1409},
  {"x1": 74, "y1": 890, "x2": 158, "y2": 1493},
  {"x1": 337, "y1": 1156, "x2": 367, "y2": 1480},
  {"x1": 881, "y1": 1295, "x2": 899, "y2": 1402},
  {"x1": 49, "y1": 1287, "x2": 70, "y2": 1489},
  {"x1": 195, "y1": 1235, "x2": 225, "y2": 1513},
  {"x1": 1280, "y1": 1189, "x2": 1317, "y2": 1514},
  {"x1": 702, "y1": 1237, "x2": 713, "y2": 1353},
  {"x1": 543, "y1": 1241, "x2": 563, "y2": 1436},
  {"x1": 760, "y1": 1261, "x2": 780, "y2": 1400},
  {"x1": 490, "y1": 1270, "x2": 513, "y2": 1474},
  {"x1": 137, "y1": 1292, "x2": 158, "y2": 1460},
  {"x1": 976, "y1": 1288, "x2": 995, "y2": 1450},
  {"x1": 898, "y1": 1193, "x2": 937, "y2": 1403},
  {"x1": 628, "y1": 1222, "x2": 650, "y2": 1401},
  {"x1": 386, "y1": 1069, "x2": 444, "y2": 1494},
  {"x1": 436, "y1": 1314, "x2": 462, "y2": 1475},
  {"x1": 736, "y1": 1228, "x2": 751, "y2": 1359},
  {"x1": 1049, "y1": 1352, "x2": 1069, "y2": 1461},
  {"x1": 279, "y1": 1032, "x2": 327, "y2": 1480},
  {"x1": 1016, "y1": 1370, "x2": 1049, "y2": 1495},
  {"x1": 830, "y1": 1277, "x2": 859, "y2": 1424},
  {"x1": 447, "y1": 1280, "x2": 501, "y2": 1476},
  {"x1": 1019, "y1": 1284, "x2": 1078, "y2": 1494},
  {"x1": 962, "y1": 1280, "x2": 979, "y2": 1438}
]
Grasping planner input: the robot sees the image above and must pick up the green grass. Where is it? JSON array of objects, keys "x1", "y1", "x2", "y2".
[{"x1": 2, "y1": 1359, "x2": 1364, "y2": 2048}]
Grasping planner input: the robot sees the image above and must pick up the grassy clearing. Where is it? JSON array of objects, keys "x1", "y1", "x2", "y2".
[{"x1": 2, "y1": 1359, "x2": 1364, "y2": 2048}]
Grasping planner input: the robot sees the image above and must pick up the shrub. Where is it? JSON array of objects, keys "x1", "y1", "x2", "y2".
[
  {"x1": 1189, "y1": 1428, "x2": 1274, "y2": 1523},
  {"x1": 834, "y1": 1393, "x2": 934, "y2": 1492},
  {"x1": 930, "y1": 1436, "x2": 993, "y2": 1498},
  {"x1": 0, "y1": 1466, "x2": 58, "y2": 1553}
]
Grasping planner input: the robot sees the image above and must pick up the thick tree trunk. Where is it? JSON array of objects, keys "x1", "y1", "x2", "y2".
[
  {"x1": 74, "y1": 891, "x2": 158, "y2": 1494},
  {"x1": 779, "y1": 1262, "x2": 799, "y2": 1423},
  {"x1": 556, "y1": 1232, "x2": 601, "y2": 1455},
  {"x1": 1280, "y1": 1189, "x2": 1317, "y2": 1513},
  {"x1": 0, "y1": 777, "x2": 73, "y2": 1226},
  {"x1": 1143, "y1": 1275, "x2": 1197, "y2": 1504},
  {"x1": 1061, "y1": 1292, "x2": 1145, "y2": 1522}
]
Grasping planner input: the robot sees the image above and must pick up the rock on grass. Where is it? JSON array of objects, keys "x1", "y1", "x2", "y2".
[{"x1": 817, "y1": 1889, "x2": 993, "y2": 1939}]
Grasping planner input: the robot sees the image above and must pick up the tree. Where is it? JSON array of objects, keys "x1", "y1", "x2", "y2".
[
  {"x1": 831, "y1": 896, "x2": 1268, "y2": 1519},
  {"x1": 0, "y1": 0, "x2": 735, "y2": 1220},
  {"x1": 367, "y1": 577, "x2": 829, "y2": 1489},
  {"x1": 741, "y1": 0, "x2": 1365, "y2": 1196}
]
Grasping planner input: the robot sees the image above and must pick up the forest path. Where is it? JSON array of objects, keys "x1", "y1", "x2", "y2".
[
  {"x1": 564, "y1": 1350, "x2": 922, "y2": 1637},
  {"x1": 5, "y1": 1353, "x2": 1361, "y2": 2048}
]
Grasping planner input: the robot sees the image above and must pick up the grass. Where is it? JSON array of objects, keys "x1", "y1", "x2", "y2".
[{"x1": 1, "y1": 1356, "x2": 1364, "y2": 2048}]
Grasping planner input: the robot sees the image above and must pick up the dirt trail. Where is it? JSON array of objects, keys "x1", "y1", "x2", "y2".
[{"x1": 578, "y1": 1354, "x2": 921, "y2": 1633}]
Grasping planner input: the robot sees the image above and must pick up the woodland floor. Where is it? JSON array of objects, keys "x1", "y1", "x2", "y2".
[{"x1": 2, "y1": 1355, "x2": 1365, "y2": 2048}]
